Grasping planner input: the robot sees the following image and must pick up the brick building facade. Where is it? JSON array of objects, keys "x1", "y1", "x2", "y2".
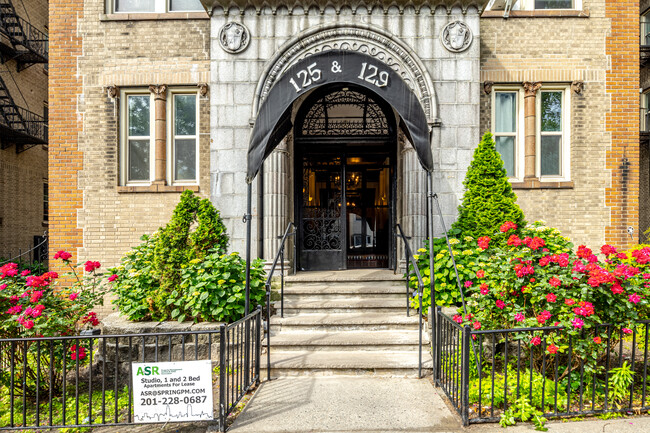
[
  {"x1": 49, "y1": 0, "x2": 642, "y2": 315},
  {"x1": 0, "y1": 0, "x2": 49, "y2": 262}
]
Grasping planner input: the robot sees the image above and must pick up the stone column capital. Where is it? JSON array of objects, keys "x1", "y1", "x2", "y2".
[
  {"x1": 148, "y1": 84, "x2": 168, "y2": 99},
  {"x1": 523, "y1": 81, "x2": 542, "y2": 97}
]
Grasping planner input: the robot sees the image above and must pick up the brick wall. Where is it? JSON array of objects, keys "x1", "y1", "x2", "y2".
[
  {"x1": 480, "y1": 0, "x2": 640, "y2": 250},
  {"x1": 49, "y1": 0, "x2": 210, "y2": 316},
  {"x1": 605, "y1": 0, "x2": 640, "y2": 248},
  {"x1": 0, "y1": 0, "x2": 48, "y2": 261}
]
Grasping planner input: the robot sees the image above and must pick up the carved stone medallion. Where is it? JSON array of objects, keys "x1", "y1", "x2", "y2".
[
  {"x1": 219, "y1": 22, "x2": 250, "y2": 54},
  {"x1": 440, "y1": 21, "x2": 472, "y2": 53}
]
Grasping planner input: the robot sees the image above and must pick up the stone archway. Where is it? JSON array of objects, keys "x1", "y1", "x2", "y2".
[{"x1": 254, "y1": 41, "x2": 436, "y2": 268}]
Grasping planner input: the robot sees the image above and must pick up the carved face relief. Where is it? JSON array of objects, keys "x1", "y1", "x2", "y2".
[
  {"x1": 441, "y1": 21, "x2": 472, "y2": 53},
  {"x1": 219, "y1": 22, "x2": 250, "y2": 54}
]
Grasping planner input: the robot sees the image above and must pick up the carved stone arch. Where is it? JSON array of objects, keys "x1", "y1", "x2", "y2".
[{"x1": 252, "y1": 22, "x2": 439, "y2": 124}]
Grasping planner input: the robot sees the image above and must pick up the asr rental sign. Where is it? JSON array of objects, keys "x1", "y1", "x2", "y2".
[{"x1": 132, "y1": 360, "x2": 214, "y2": 422}]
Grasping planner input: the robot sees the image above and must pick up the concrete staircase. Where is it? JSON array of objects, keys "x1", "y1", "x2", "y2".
[{"x1": 262, "y1": 269, "x2": 432, "y2": 377}]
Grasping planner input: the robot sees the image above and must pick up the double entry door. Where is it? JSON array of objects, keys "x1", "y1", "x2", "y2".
[{"x1": 297, "y1": 145, "x2": 393, "y2": 271}]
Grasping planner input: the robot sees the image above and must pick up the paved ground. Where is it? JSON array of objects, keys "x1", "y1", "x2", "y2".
[
  {"x1": 228, "y1": 376, "x2": 458, "y2": 433},
  {"x1": 227, "y1": 376, "x2": 650, "y2": 433}
]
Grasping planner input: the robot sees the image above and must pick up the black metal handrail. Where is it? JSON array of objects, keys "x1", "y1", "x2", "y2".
[
  {"x1": 395, "y1": 223, "x2": 424, "y2": 379},
  {"x1": 263, "y1": 221, "x2": 296, "y2": 380},
  {"x1": 0, "y1": 233, "x2": 47, "y2": 266}
]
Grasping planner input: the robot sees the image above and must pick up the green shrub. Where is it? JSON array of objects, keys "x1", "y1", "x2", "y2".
[
  {"x1": 110, "y1": 192, "x2": 264, "y2": 323},
  {"x1": 452, "y1": 132, "x2": 526, "y2": 238},
  {"x1": 110, "y1": 233, "x2": 162, "y2": 321},
  {"x1": 173, "y1": 252, "x2": 266, "y2": 323},
  {"x1": 155, "y1": 190, "x2": 228, "y2": 294}
]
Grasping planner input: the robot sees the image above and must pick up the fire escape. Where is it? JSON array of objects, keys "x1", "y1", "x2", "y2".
[{"x1": 0, "y1": 0, "x2": 48, "y2": 152}]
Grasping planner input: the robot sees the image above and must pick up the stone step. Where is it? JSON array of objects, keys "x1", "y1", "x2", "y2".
[
  {"x1": 285, "y1": 269, "x2": 403, "y2": 283},
  {"x1": 279, "y1": 298, "x2": 414, "y2": 315},
  {"x1": 260, "y1": 350, "x2": 432, "y2": 377},
  {"x1": 280, "y1": 292, "x2": 405, "y2": 302},
  {"x1": 268, "y1": 330, "x2": 428, "y2": 351},
  {"x1": 271, "y1": 312, "x2": 422, "y2": 331},
  {"x1": 282, "y1": 280, "x2": 407, "y2": 294}
]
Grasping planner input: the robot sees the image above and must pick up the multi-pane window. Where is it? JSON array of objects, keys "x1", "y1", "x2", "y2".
[
  {"x1": 538, "y1": 91, "x2": 564, "y2": 177},
  {"x1": 120, "y1": 89, "x2": 199, "y2": 187},
  {"x1": 493, "y1": 91, "x2": 518, "y2": 178},
  {"x1": 643, "y1": 11, "x2": 650, "y2": 47},
  {"x1": 125, "y1": 94, "x2": 152, "y2": 183},
  {"x1": 113, "y1": 0, "x2": 202, "y2": 13},
  {"x1": 171, "y1": 93, "x2": 198, "y2": 183},
  {"x1": 642, "y1": 90, "x2": 650, "y2": 133},
  {"x1": 43, "y1": 180, "x2": 48, "y2": 222}
]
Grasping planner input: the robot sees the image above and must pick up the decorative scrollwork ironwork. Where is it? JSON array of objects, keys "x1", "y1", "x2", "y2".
[
  {"x1": 299, "y1": 89, "x2": 390, "y2": 137},
  {"x1": 302, "y1": 208, "x2": 342, "y2": 251}
]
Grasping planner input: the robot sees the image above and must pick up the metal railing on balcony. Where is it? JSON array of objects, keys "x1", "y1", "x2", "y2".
[{"x1": 0, "y1": 0, "x2": 48, "y2": 67}]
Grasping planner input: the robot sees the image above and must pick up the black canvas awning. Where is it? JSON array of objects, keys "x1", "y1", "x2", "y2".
[{"x1": 247, "y1": 49, "x2": 432, "y2": 182}]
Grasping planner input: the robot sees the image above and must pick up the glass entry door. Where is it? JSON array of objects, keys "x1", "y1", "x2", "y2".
[
  {"x1": 346, "y1": 155, "x2": 390, "y2": 268},
  {"x1": 299, "y1": 155, "x2": 345, "y2": 270}
]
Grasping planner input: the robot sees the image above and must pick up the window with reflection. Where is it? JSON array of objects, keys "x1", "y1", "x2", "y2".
[
  {"x1": 494, "y1": 91, "x2": 518, "y2": 177},
  {"x1": 172, "y1": 94, "x2": 197, "y2": 182},
  {"x1": 126, "y1": 94, "x2": 151, "y2": 182},
  {"x1": 539, "y1": 91, "x2": 563, "y2": 177}
]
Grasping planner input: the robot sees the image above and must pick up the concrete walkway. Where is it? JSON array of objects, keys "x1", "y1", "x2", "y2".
[{"x1": 228, "y1": 376, "x2": 459, "y2": 433}]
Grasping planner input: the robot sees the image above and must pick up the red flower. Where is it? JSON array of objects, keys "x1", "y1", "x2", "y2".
[
  {"x1": 611, "y1": 282, "x2": 624, "y2": 295},
  {"x1": 20, "y1": 270, "x2": 30, "y2": 277},
  {"x1": 0, "y1": 284, "x2": 6, "y2": 291},
  {"x1": 84, "y1": 261, "x2": 101, "y2": 273},
  {"x1": 452, "y1": 314, "x2": 462, "y2": 324},
  {"x1": 464, "y1": 281, "x2": 473, "y2": 288},
  {"x1": 500, "y1": 221, "x2": 518, "y2": 233},
  {"x1": 108, "y1": 274, "x2": 118, "y2": 282},
  {"x1": 549, "y1": 277, "x2": 561, "y2": 288},
  {"x1": 30, "y1": 290, "x2": 43, "y2": 303},
  {"x1": 546, "y1": 293, "x2": 557, "y2": 303},
  {"x1": 473, "y1": 321, "x2": 482, "y2": 330},
  {"x1": 477, "y1": 236, "x2": 491, "y2": 250},
  {"x1": 70, "y1": 345, "x2": 87, "y2": 360},
  {"x1": 479, "y1": 283, "x2": 489, "y2": 295},
  {"x1": 632, "y1": 248, "x2": 650, "y2": 264},
  {"x1": 527, "y1": 237, "x2": 546, "y2": 250},
  {"x1": 496, "y1": 300, "x2": 506, "y2": 309},
  {"x1": 593, "y1": 336, "x2": 602, "y2": 344},
  {"x1": 507, "y1": 235, "x2": 522, "y2": 247},
  {"x1": 23, "y1": 320, "x2": 34, "y2": 330},
  {"x1": 547, "y1": 344, "x2": 558, "y2": 354},
  {"x1": 622, "y1": 328, "x2": 633, "y2": 335},
  {"x1": 629, "y1": 293, "x2": 641, "y2": 304},
  {"x1": 81, "y1": 312, "x2": 100, "y2": 327},
  {"x1": 617, "y1": 253, "x2": 629, "y2": 260},
  {"x1": 26, "y1": 275, "x2": 49, "y2": 288},
  {"x1": 577, "y1": 245, "x2": 592, "y2": 259},
  {"x1": 476, "y1": 270, "x2": 485, "y2": 279},
  {"x1": 53, "y1": 250, "x2": 72, "y2": 261},
  {"x1": 564, "y1": 298, "x2": 576, "y2": 306},
  {"x1": 531, "y1": 336, "x2": 541, "y2": 346},
  {"x1": 601, "y1": 245, "x2": 618, "y2": 256},
  {"x1": 69, "y1": 293, "x2": 79, "y2": 301}
]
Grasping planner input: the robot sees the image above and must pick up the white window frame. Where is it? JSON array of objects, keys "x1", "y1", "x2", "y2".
[
  {"x1": 167, "y1": 89, "x2": 199, "y2": 186},
  {"x1": 120, "y1": 89, "x2": 154, "y2": 186},
  {"x1": 506, "y1": 0, "x2": 582, "y2": 10},
  {"x1": 491, "y1": 86, "x2": 525, "y2": 182},
  {"x1": 535, "y1": 85, "x2": 571, "y2": 182},
  {"x1": 109, "y1": 0, "x2": 203, "y2": 14}
]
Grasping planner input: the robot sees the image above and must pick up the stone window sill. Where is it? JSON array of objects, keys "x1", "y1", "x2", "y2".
[
  {"x1": 117, "y1": 185, "x2": 200, "y2": 193},
  {"x1": 482, "y1": 9, "x2": 589, "y2": 18},
  {"x1": 511, "y1": 179, "x2": 574, "y2": 190},
  {"x1": 100, "y1": 12, "x2": 208, "y2": 21}
]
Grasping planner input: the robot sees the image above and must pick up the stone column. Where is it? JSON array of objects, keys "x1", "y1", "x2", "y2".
[
  {"x1": 523, "y1": 81, "x2": 541, "y2": 180},
  {"x1": 263, "y1": 139, "x2": 289, "y2": 264},
  {"x1": 402, "y1": 144, "x2": 427, "y2": 267},
  {"x1": 149, "y1": 84, "x2": 167, "y2": 184}
]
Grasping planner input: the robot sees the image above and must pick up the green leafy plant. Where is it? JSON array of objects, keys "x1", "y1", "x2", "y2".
[
  {"x1": 608, "y1": 361, "x2": 635, "y2": 409},
  {"x1": 452, "y1": 131, "x2": 526, "y2": 238},
  {"x1": 499, "y1": 396, "x2": 547, "y2": 431},
  {"x1": 172, "y1": 252, "x2": 266, "y2": 323},
  {"x1": 155, "y1": 190, "x2": 228, "y2": 295}
]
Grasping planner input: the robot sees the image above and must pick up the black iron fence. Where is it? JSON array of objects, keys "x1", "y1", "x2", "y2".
[
  {"x1": 433, "y1": 308, "x2": 650, "y2": 426},
  {"x1": 0, "y1": 235, "x2": 48, "y2": 269},
  {"x1": 0, "y1": 307, "x2": 262, "y2": 432}
]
